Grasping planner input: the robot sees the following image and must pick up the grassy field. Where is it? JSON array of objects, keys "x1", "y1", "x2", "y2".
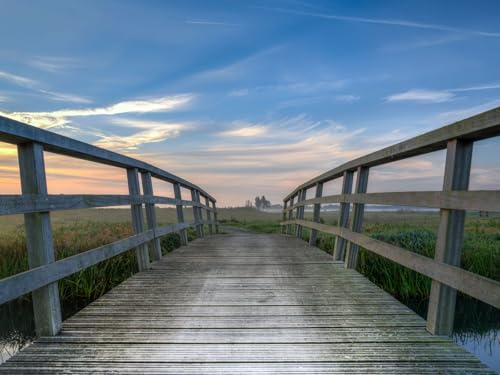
[{"x1": 0, "y1": 207, "x2": 498, "y2": 307}]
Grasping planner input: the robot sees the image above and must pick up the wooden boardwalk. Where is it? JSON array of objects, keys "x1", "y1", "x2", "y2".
[{"x1": 0, "y1": 232, "x2": 493, "y2": 374}]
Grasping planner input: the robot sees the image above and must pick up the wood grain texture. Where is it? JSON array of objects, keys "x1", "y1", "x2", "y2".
[
  {"x1": 1, "y1": 233, "x2": 493, "y2": 374},
  {"x1": 17, "y1": 142, "x2": 62, "y2": 337}
]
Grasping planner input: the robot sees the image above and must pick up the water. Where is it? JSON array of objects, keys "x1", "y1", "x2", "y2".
[{"x1": 1, "y1": 297, "x2": 499, "y2": 372}]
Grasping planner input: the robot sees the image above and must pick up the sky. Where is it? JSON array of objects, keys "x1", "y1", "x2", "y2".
[{"x1": 0, "y1": 0, "x2": 499, "y2": 206}]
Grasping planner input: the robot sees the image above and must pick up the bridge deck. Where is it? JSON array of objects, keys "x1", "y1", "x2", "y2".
[{"x1": 1, "y1": 232, "x2": 493, "y2": 374}]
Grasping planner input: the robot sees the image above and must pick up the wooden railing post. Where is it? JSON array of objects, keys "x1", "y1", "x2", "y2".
[
  {"x1": 309, "y1": 182, "x2": 323, "y2": 246},
  {"x1": 295, "y1": 189, "x2": 306, "y2": 239},
  {"x1": 191, "y1": 189, "x2": 203, "y2": 238},
  {"x1": 344, "y1": 167, "x2": 369, "y2": 269},
  {"x1": 212, "y1": 201, "x2": 219, "y2": 233},
  {"x1": 140, "y1": 171, "x2": 162, "y2": 261},
  {"x1": 18, "y1": 142, "x2": 62, "y2": 336},
  {"x1": 334, "y1": 170, "x2": 354, "y2": 260},
  {"x1": 173, "y1": 183, "x2": 188, "y2": 246},
  {"x1": 205, "y1": 196, "x2": 213, "y2": 235},
  {"x1": 282, "y1": 200, "x2": 288, "y2": 234},
  {"x1": 426, "y1": 139, "x2": 473, "y2": 335},
  {"x1": 287, "y1": 195, "x2": 295, "y2": 235},
  {"x1": 196, "y1": 190, "x2": 205, "y2": 237},
  {"x1": 127, "y1": 168, "x2": 150, "y2": 271}
]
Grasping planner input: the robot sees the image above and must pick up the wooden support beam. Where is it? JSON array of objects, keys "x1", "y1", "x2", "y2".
[
  {"x1": 333, "y1": 171, "x2": 354, "y2": 261},
  {"x1": 295, "y1": 190, "x2": 306, "y2": 239},
  {"x1": 127, "y1": 168, "x2": 150, "y2": 271},
  {"x1": 205, "y1": 196, "x2": 213, "y2": 235},
  {"x1": 17, "y1": 142, "x2": 62, "y2": 337},
  {"x1": 141, "y1": 172, "x2": 162, "y2": 261},
  {"x1": 196, "y1": 191, "x2": 205, "y2": 237},
  {"x1": 309, "y1": 183, "x2": 323, "y2": 246},
  {"x1": 427, "y1": 139, "x2": 473, "y2": 336},
  {"x1": 173, "y1": 183, "x2": 188, "y2": 245},
  {"x1": 191, "y1": 189, "x2": 203, "y2": 238},
  {"x1": 213, "y1": 201, "x2": 219, "y2": 233},
  {"x1": 287, "y1": 195, "x2": 295, "y2": 235},
  {"x1": 282, "y1": 200, "x2": 288, "y2": 235},
  {"x1": 344, "y1": 167, "x2": 369, "y2": 269}
]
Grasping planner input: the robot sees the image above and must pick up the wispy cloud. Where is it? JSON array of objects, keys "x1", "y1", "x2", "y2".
[
  {"x1": 185, "y1": 19, "x2": 240, "y2": 26},
  {"x1": 386, "y1": 82, "x2": 500, "y2": 103},
  {"x1": 95, "y1": 120, "x2": 188, "y2": 150},
  {"x1": 0, "y1": 69, "x2": 91, "y2": 104},
  {"x1": 0, "y1": 70, "x2": 37, "y2": 87},
  {"x1": 386, "y1": 89, "x2": 455, "y2": 103},
  {"x1": 254, "y1": 6, "x2": 500, "y2": 38},
  {"x1": 28, "y1": 55, "x2": 81, "y2": 73},
  {"x1": 0, "y1": 94, "x2": 194, "y2": 129}
]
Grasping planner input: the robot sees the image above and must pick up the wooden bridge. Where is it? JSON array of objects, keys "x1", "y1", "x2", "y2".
[{"x1": 0, "y1": 108, "x2": 499, "y2": 373}]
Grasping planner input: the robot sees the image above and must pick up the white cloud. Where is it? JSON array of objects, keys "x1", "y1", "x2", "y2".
[
  {"x1": 219, "y1": 124, "x2": 268, "y2": 137},
  {"x1": 94, "y1": 122, "x2": 187, "y2": 150},
  {"x1": 386, "y1": 89, "x2": 455, "y2": 103},
  {"x1": 0, "y1": 94, "x2": 194, "y2": 129}
]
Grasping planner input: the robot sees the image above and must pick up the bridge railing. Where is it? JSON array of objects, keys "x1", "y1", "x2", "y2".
[
  {"x1": 281, "y1": 107, "x2": 500, "y2": 336},
  {"x1": 0, "y1": 115, "x2": 218, "y2": 336}
]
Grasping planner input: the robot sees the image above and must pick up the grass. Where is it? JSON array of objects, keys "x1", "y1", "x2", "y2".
[{"x1": 0, "y1": 207, "x2": 498, "y2": 309}]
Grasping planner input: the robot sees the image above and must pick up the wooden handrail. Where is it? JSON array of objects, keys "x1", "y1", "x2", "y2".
[
  {"x1": 281, "y1": 106, "x2": 500, "y2": 336},
  {"x1": 0, "y1": 117, "x2": 219, "y2": 336}
]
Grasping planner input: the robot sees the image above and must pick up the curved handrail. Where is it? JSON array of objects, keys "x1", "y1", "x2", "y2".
[
  {"x1": 0, "y1": 115, "x2": 215, "y2": 201},
  {"x1": 0, "y1": 115, "x2": 218, "y2": 336},
  {"x1": 281, "y1": 106, "x2": 500, "y2": 336}
]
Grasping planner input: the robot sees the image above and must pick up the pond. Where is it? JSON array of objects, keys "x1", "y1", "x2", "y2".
[{"x1": 1, "y1": 296, "x2": 499, "y2": 373}]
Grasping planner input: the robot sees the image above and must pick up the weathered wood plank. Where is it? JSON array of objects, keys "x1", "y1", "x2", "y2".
[
  {"x1": 18, "y1": 142, "x2": 62, "y2": 337},
  {"x1": 283, "y1": 190, "x2": 500, "y2": 212},
  {"x1": 333, "y1": 170, "x2": 353, "y2": 260},
  {"x1": 141, "y1": 172, "x2": 162, "y2": 261},
  {"x1": 285, "y1": 220, "x2": 500, "y2": 309},
  {"x1": 427, "y1": 139, "x2": 473, "y2": 335},
  {"x1": 0, "y1": 232, "x2": 492, "y2": 373}
]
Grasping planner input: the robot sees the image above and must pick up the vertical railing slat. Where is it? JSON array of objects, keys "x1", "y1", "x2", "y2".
[
  {"x1": 127, "y1": 168, "x2": 150, "y2": 271},
  {"x1": 344, "y1": 167, "x2": 369, "y2": 269},
  {"x1": 205, "y1": 196, "x2": 213, "y2": 235},
  {"x1": 287, "y1": 195, "x2": 295, "y2": 235},
  {"x1": 282, "y1": 200, "x2": 288, "y2": 234},
  {"x1": 426, "y1": 139, "x2": 473, "y2": 335},
  {"x1": 212, "y1": 200, "x2": 219, "y2": 234},
  {"x1": 18, "y1": 142, "x2": 62, "y2": 336},
  {"x1": 173, "y1": 183, "x2": 188, "y2": 245},
  {"x1": 309, "y1": 182, "x2": 323, "y2": 246},
  {"x1": 191, "y1": 189, "x2": 203, "y2": 238},
  {"x1": 333, "y1": 170, "x2": 354, "y2": 261},
  {"x1": 141, "y1": 171, "x2": 162, "y2": 261},
  {"x1": 296, "y1": 189, "x2": 306, "y2": 239}
]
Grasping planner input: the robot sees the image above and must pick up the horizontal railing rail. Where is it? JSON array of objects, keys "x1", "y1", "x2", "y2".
[
  {"x1": 0, "y1": 115, "x2": 219, "y2": 337},
  {"x1": 281, "y1": 106, "x2": 500, "y2": 337}
]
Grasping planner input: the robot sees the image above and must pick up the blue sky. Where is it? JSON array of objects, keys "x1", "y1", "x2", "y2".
[{"x1": 1, "y1": 0, "x2": 499, "y2": 206}]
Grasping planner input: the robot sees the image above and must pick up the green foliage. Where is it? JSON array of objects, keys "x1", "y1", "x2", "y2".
[{"x1": 0, "y1": 221, "x2": 184, "y2": 303}]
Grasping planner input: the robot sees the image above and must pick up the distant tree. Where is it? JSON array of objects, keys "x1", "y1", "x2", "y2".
[{"x1": 255, "y1": 196, "x2": 262, "y2": 210}]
